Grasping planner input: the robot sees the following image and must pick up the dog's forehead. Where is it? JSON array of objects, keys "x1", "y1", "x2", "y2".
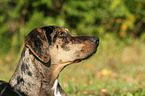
[
  {"x1": 54, "y1": 27, "x2": 69, "y2": 33},
  {"x1": 49, "y1": 27, "x2": 70, "y2": 38}
]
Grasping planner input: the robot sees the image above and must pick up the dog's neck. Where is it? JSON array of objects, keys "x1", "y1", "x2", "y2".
[{"x1": 9, "y1": 47, "x2": 66, "y2": 96}]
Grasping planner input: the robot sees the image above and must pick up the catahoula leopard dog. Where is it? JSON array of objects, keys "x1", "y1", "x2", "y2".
[{"x1": 0, "y1": 26, "x2": 99, "y2": 96}]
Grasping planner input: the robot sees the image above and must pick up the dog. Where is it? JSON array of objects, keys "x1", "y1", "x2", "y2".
[{"x1": 0, "y1": 26, "x2": 99, "y2": 96}]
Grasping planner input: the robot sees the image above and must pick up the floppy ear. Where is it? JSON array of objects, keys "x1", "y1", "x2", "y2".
[{"x1": 25, "y1": 28, "x2": 50, "y2": 63}]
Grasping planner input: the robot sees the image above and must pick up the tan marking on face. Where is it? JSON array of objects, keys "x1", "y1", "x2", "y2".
[
  {"x1": 49, "y1": 35, "x2": 97, "y2": 65},
  {"x1": 50, "y1": 42, "x2": 84, "y2": 64}
]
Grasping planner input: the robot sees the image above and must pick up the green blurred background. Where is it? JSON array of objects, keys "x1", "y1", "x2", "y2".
[{"x1": 0, "y1": 0, "x2": 145, "y2": 95}]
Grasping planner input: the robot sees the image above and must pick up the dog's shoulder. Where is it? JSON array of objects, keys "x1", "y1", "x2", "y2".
[{"x1": 0, "y1": 80, "x2": 26, "y2": 96}]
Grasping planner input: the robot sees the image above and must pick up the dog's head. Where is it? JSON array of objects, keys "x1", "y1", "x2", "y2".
[{"x1": 25, "y1": 26, "x2": 99, "y2": 66}]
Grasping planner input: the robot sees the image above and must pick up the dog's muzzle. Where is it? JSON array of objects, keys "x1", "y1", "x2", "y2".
[{"x1": 89, "y1": 37, "x2": 99, "y2": 45}]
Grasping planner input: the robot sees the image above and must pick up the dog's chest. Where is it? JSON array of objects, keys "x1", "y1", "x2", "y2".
[{"x1": 52, "y1": 79, "x2": 62, "y2": 96}]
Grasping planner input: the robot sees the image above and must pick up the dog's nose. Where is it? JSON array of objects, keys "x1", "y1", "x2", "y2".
[{"x1": 90, "y1": 37, "x2": 99, "y2": 44}]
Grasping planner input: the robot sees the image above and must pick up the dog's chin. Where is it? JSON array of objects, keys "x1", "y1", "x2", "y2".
[{"x1": 73, "y1": 48, "x2": 98, "y2": 63}]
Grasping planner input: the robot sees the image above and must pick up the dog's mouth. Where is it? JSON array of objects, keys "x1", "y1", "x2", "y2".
[{"x1": 73, "y1": 50, "x2": 97, "y2": 63}]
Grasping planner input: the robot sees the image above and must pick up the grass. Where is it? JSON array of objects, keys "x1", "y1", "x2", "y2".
[{"x1": 0, "y1": 34, "x2": 145, "y2": 96}]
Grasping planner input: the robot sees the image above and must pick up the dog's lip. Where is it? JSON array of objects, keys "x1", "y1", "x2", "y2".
[{"x1": 74, "y1": 59, "x2": 83, "y2": 63}]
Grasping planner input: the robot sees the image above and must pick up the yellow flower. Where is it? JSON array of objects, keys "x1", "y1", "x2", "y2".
[{"x1": 101, "y1": 69, "x2": 112, "y2": 76}]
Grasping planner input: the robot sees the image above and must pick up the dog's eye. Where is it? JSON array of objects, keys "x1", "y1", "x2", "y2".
[{"x1": 59, "y1": 32, "x2": 67, "y2": 38}]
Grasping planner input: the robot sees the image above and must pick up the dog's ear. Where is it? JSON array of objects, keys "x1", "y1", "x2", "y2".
[{"x1": 25, "y1": 28, "x2": 50, "y2": 63}]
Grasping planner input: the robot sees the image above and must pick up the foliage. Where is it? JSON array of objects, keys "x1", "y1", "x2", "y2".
[
  {"x1": 0, "y1": 0, "x2": 145, "y2": 95},
  {"x1": 0, "y1": 0, "x2": 145, "y2": 55}
]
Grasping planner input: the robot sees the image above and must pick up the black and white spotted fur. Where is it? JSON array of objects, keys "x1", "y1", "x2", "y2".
[{"x1": 0, "y1": 26, "x2": 99, "y2": 96}]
